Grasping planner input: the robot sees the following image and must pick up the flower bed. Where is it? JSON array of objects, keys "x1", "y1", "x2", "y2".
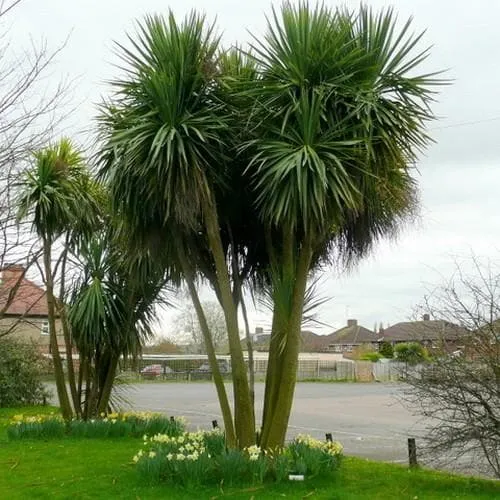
[
  {"x1": 134, "y1": 430, "x2": 343, "y2": 487},
  {"x1": 7, "y1": 412, "x2": 185, "y2": 440}
]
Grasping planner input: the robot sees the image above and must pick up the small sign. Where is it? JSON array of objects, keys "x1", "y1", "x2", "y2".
[{"x1": 288, "y1": 474, "x2": 305, "y2": 481}]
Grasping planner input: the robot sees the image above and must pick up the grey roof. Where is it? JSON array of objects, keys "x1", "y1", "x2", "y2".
[
  {"x1": 380, "y1": 320, "x2": 470, "y2": 342},
  {"x1": 326, "y1": 324, "x2": 376, "y2": 345}
]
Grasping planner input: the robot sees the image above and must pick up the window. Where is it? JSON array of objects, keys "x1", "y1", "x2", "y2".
[{"x1": 41, "y1": 321, "x2": 49, "y2": 336}]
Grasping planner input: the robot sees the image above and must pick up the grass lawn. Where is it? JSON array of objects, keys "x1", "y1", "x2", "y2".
[{"x1": 0, "y1": 407, "x2": 498, "y2": 499}]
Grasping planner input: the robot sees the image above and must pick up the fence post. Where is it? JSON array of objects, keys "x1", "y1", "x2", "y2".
[{"x1": 408, "y1": 438, "x2": 417, "y2": 468}]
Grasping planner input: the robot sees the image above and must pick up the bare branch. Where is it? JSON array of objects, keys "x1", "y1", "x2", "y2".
[{"x1": 404, "y1": 256, "x2": 500, "y2": 478}]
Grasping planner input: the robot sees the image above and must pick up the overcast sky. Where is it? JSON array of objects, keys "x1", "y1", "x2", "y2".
[{"x1": 9, "y1": 0, "x2": 500, "y2": 335}]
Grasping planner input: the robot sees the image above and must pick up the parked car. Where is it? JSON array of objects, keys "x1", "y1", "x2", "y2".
[
  {"x1": 196, "y1": 361, "x2": 230, "y2": 373},
  {"x1": 140, "y1": 364, "x2": 173, "y2": 378}
]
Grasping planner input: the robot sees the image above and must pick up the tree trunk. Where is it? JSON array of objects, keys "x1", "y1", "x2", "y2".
[
  {"x1": 82, "y1": 358, "x2": 92, "y2": 420},
  {"x1": 260, "y1": 226, "x2": 294, "y2": 446},
  {"x1": 57, "y1": 248, "x2": 80, "y2": 417},
  {"x1": 42, "y1": 237, "x2": 72, "y2": 420},
  {"x1": 228, "y1": 231, "x2": 255, "y2": 428},
  {"x1": 261, "y1": 233, "x2": 312, "y2": 449},
  {"x1": 240, "y1": 293, "x2": 255, "y2": 422},
  {"x1": 260, "y1": 311, "x2": 282, "y2": 446},
  {"x1": 182, "y1": 263, "x2": 237, "y2": 448},
  {"x1": 203, "y1": 196, "x2": 254, "y2": 448},
  {"x1": 97, "y1": 354, "x2": 119, "y2": 414},
  {"x1": 77, "y1": 352, "x2": 84, "y2": 415}
]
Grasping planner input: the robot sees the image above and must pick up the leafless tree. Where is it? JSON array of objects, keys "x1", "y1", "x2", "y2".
[
  {"x1": 173, "y1": 298, "x2": 228, "y2": 354},
  {"x1": 0, "y1": 0, "x2": 71, "y2": 328},
  {"x1": 404, "y1": 256, "x2": 500, "y2": 478}
]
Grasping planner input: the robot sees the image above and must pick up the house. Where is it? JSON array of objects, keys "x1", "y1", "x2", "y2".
[
  {"x1": 246, "y1": 327, "x2": 329, "y2": 352},
  {"x1": 0, "y1": 264, "x2": 65, "y2": 353},
  {"x1": 378, "y1": 314, "x2": 470, "y2": 353},
  {"x1": 324, "y1": 319, "x2": 377, "y2": 353}
]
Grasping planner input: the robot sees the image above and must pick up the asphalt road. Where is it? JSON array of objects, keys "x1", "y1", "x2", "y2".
[
  {"x1": 121, "y1": 382, "x2": 423, "y2": 464},
  {"x1": 47, "y1": 380, "x2": 493, "y2": 476}
]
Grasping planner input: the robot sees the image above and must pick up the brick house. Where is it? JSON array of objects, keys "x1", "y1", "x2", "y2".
[
  {"x1": 378, "y1": 314, "x2": 470, "y2": 354},
  {"x1": 247, "y1": 328, "x2": 330, "y2": 352},
  {"x1": 324, "y1": 319, "x2": 377, "y2": 353},
  {"x1": 0, "y1": 264, "x2": 65, "y2": 353}
]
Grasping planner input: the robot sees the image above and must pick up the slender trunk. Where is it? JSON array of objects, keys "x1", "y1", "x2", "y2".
[
  {"x1": 261, "y1": 231, "x2": 312, "y2": 450},
  {"x1": 240, "y1": 294, "x2": 255, "y2": 419},
  {"x1": 42, "y1": 237, "x2": 72, "y2": 420},
  {"x1": 77, "y1": 352, "x2": 84, "y2": 414},
  {"x1": 203, "y1": 196, "x2": 254, "y2": 447},
  {"x1": 87, "y1": 350, "x2": 100, "y2": 418},
  {"x1": 260, "y1": 226, "x2": 295, "y2": 446},
  {"x1": 83, "y1": 358, "x2": 92, "y2": 420},
  {"x1": 184, "y1": 267, "x2": 237, "y2": 448},
  {"x1": 57, "y1": 248, "x2": 80, "y2": 417},
  {"x1": 176, "y1": 236, "x2": 236, "y2": 446},
  {"x1": 227, "y1": 229, "x2": 255, "y2": 426},
  {"x1": 97, "y1": 354, "x2": 119, "y2": 414},
  {"x1": 260, "y1": 311, "x2": 281, "y2": 446}
]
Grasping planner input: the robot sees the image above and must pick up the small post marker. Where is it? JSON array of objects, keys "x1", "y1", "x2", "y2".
[
  {"x1": 408, "y1": 438, "x2": 417, "y2": 468},
  {"x1": 170, "y1": 416, "x2": 175, "y2": 423},
  {"x1": 212, "y1": 419, "x2": 219, "y2": 429},
  {"x1": 326, "y1": 433, "x2": 333, "y2": 442}
]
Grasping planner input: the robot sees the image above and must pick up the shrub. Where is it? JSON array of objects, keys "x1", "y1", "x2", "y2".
[
  {"x1": 379, "y1": 341, "x2": 394, "y2": 358},
  {"x1": 7, "y1": 411, "x2": 185, "y2": 440},
  {"x1": 360, "y1": 352, "x2": 382, "y2": 362},
  {"x1": 394, "y1": 342, "x2": 429, "y2": 365},
  {"x1": 0, "y1": 337, "x2": 51, "y2": 407},
  {"x1": 134, "y1": 430, "x2": 343, "y2": 487}
]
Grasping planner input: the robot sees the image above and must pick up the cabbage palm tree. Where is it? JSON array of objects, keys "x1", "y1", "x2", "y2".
[
  {"x1": 17, "y1": 138, "x2": 100, "y2": 419},
  {"x1": 98, "y1": 4, "x2": 442, "y2": 451},
  {"x1": 69, "y1": 232, "x2": 168, "y2": 417},
  {"x1": 97, "y1": 13, "x2": 253, "y2": 447},
  {"x1": 245, "y1": 4, "x2": 442, "y2": 449}
]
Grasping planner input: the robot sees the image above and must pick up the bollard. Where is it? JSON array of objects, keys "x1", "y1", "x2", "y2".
[
  {"x1": 212, "y1": 419, "x2": 219, "y2": 429},
  {"x1": 408, "y1": 438, "x2": 417, "y2": 468},
  {"x1": 325, "y1": 433, "x2": 333, "y2": 442}
]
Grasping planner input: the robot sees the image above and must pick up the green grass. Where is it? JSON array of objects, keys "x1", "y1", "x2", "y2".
[{"x1": 0, "y1": 407, "x2": 498, "y2": 499}]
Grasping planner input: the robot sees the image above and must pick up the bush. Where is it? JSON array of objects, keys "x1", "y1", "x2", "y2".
[
  {"x1": 394, "y1": 342, "x2": 428, "y2": 365},
  {"x1": 379, "y1": 341, "x2": 394, "y2": 358},
  {"x1": 134, "y1": 430, "x2": 343, "y2": 487},
  {"x1": 0, "y1": 337, "x2": 51, "y2": 407},
  {"x1": 7, "y1": 411, "x2": 185, "y2": 440},
  {"x1": 360, "y1": 352, "x2": 382, "y2": 362}
]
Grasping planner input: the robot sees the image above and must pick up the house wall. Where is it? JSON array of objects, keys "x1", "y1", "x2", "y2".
[{"x1": 0, "y1": 317, "x2": 65, "y2": 353}]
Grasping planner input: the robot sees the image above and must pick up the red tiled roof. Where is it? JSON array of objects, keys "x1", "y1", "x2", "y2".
[{"x1": 0, "y1": 265, "x2": 48, "y2": 317}]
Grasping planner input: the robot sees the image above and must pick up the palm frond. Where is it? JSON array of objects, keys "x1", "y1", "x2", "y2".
[
  {"x1": 17, "y1": 138, "x2": 101, "y2": 241},
  {"x1": 97, "y1": 11, "x2": 227, "y2": 235}
]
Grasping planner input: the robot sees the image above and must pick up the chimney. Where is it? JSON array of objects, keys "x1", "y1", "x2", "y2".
[
  {"x1": 423, "y1": 314, "x2": 430, "y2": 321},
  {"x1": 347, "y1": 319, "x2": 358, "y2": 328}
]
